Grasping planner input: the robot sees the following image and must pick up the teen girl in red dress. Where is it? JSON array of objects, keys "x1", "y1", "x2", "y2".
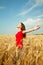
[{"x1": 15, "y1": 22, "x2": 40, "y2": 49}]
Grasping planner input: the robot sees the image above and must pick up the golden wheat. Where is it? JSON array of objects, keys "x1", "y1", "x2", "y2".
[{"x1": 0, "y1": 34, "x2": 43, "y2": 65}]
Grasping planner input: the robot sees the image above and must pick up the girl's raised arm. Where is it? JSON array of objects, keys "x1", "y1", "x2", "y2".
[{"x1": 22, "y1": 25, "x2": 40, "y2": 33}]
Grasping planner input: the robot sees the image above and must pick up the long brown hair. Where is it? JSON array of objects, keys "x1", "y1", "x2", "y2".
[{"x1": 21, "y1": 22, "x2": 26, "y2": 38}]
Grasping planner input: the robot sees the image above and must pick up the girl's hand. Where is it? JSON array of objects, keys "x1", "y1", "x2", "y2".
[{"x1": 34, "y1": 25, "x2": 40, "y2": 30}]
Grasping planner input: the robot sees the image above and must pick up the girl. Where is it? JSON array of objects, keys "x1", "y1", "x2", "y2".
[{"x1": 15, "y1": 22, "x2": 40, "y2": 49}]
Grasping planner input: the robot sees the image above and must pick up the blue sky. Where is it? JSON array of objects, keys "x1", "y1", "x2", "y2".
[{"x1": 0, "y1": 0, "x2": 43, "y2": 34}]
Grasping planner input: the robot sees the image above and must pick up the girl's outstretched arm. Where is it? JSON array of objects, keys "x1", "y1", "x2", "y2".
[{"x1": 22, "y1": 25, "x2": 40, "y2": 33}]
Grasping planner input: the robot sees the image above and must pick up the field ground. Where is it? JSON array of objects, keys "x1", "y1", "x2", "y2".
[{"x1": 0, "y1": 34, "x2": 43, "y2": 65}]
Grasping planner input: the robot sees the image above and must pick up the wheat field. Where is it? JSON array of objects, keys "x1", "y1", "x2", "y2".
[{"x1": 0, "y1": 34, "x2": 43, "y2": 65}]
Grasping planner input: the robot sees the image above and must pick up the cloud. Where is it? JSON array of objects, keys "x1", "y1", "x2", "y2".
[
  {"x1": 0, "y1": 7, "x2": 5, "y2": 9},
  {"x1": 23, "y1": 18, "x2": 43, "y2": 28},
  {"x1": 17, "y1": 0, "x2": 43, "y2": 16},
  {"x1": 37, "y1": 15, "x2": 43, "y2": 18},
  {"x1": 35, "y1": 0, "x2": 43, "y2": 5},
  {"x1": 18, "y1": 4, "x2": 37, "y2": 16}
]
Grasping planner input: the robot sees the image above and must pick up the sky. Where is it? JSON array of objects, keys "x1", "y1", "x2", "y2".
[{"x1": 0, "y1": 0, "x2": 43, "y2": 34}]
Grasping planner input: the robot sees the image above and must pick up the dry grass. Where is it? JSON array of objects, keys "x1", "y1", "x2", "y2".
[{"x1": 0, "y1": 34, "x2": 43, "y2": 65}]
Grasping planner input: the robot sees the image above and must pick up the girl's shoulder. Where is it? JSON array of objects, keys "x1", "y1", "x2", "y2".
[{"x1": 16, "y1": 30, "x2": 24, "y2": 35}]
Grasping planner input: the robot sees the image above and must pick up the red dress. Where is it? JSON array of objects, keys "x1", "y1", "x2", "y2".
[{"x1": 15, "y1": 30, "x2": 24, "y2": 48}]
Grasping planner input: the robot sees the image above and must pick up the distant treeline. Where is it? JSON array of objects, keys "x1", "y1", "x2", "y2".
[{"x1": 35, "y1": 33, "x2": 43, "y2": 35}]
